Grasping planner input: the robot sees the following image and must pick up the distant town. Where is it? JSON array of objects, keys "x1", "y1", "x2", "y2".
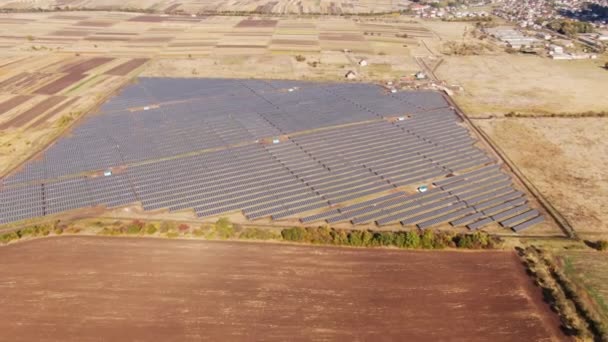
[{"x1": 410, "y1": 0, "x2": 608, "y2": 58}]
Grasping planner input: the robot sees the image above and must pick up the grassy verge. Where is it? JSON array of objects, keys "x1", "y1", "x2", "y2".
[
  {"x1": 517, "y1": 246, "x2": 607, "y2": 341},
  {"x1": 0, "y1": 218, "x2": 502, "y2": 251}
]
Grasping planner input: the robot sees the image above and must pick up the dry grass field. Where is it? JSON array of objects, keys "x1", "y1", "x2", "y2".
[
  {"x1": 475, "y1": 118, "x2": 608, "y2": 239},
  {"x1": 437, "y1": 54, "x2": 608, "y2": 117},
  {"x1": 422, "y1": 20, "x2": 608, "y2": 239},
  {"x1": 0, "y1": 0, "x2": 408, "y2": 14},
  {"x1": 0, "y1": 236, "x2": 566, "y2": 341}
]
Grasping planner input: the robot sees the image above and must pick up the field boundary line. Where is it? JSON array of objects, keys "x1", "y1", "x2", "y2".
[{"x1": 443, "y1": 94, "x2": 578, "y2": 240}]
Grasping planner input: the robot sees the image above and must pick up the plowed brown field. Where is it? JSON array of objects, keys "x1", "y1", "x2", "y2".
[{"x1": 0, "y1": 237, "x2": 564, "y2": 341}]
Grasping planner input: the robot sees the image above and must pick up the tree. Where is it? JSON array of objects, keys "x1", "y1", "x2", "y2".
[
  {"x1": 604, "y1": 62, "x2": 608, "y2": 70},
  {"x1": 145, "y1": 224, "x2": 157, "y2": 235},
  {"x1": 404, "y1": 231, "x2": 421, "y2": 248},
  {"x1": 420, "y1": 230, "x2": 436, "y2": 249},
  {"x1": 331, "y1": 229, "x2": 349, "y2": 245},
  {"x1": 282, "y1": 227, "x2": 307, "y2": 241},
  {"x1": 314, "y1": 226, "x2": 334, "y2": 244},
  {"x1": 376, "y1": 232, "x2": 395, "y2": 246},
  {"x1": 215, "y1": 218, "x2": 235, "y2": 239},
  {"x1": 361, "y1": 230, "x2": 374, "y2": 246},
  {"x1": 393, "y1": 232, "x2": 406, "y2": 248},
  {"x1": 178, "y1": 223, "x2": 190, "y2": 233},
  {"x1": 348, "y1": 230, "x2": 364, "y2": 246}
]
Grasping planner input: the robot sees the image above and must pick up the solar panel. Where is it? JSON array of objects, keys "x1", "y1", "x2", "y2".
[
  {"x1": 499, "y1": 210, "x2": 540, "y2": 228},
  {"x1": 511, "y1": 215, "x2": 545, "y2": 232}
]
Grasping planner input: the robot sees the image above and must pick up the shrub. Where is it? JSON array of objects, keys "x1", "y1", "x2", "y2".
[
  {"x1": 348, "y1": 230, "x2": 363, "y2": 246},
  {"x1": 361, "y1": 230, "x2": 374, "y2": 246},
  {"x1": 145, "y1": 224, "x2": 157, "y2": 235},
  {"x1": 597, "y1": 240, "x2": 608, "y2": 251},
  {"x1": 282, "y1": 227, "x2": 308, "y2": 242},
  {"x1": 295, "y1": 54, "x2": 306, "y2": 62},
  {"x1": 420, "y1": 230, "x2": 436, "y2": 249},
  {"x1": 159, "y1": 221, "x2": 174, "y2": 233},
  {"x1": 215, "y1": 217, "x2": 235, "y2": 239},
  {"x1": 393, "y1": 232, "x2": 407, "y2": 248},
  {"x1": 39, "y1": 225, "x2": 50, "y2": 236},
  {"x1": 193, "y1": 227, "x2": 205, "y2": 237},
  {"x1": 233, "y1": 223, "x2": 244, "y2": 234},
  {"x1": 331, "y1": 229, "x2": 349, "y2": 245},
  {"x1": 404, "y1": 231, "x2": 421, "y2": 248},
  {"x1": 17, "y1": 225, "x2": 51, "y2": 238},
  {"x1": 178, "y1": 223, "x2": 190, "y2": 234},
  {"x1": 434, "y1": 231, "x2": 455, "y2": 249},
  {"x1": 309, "y1": 226, "x2": 333, "y2": 244},
  {"x1": 0, "y1": 231, "x2": 19, "y2": 244},
  {"x1": 53, "y1": 227, "x2": 64, "y2": 235},
  {"x1": 18, "y1": 226, "x2": 36, "y2": 237},
  {"x1": 239, "y1": 228, "x2": 278, "y2": 240},
  {"x1": 126, "y1": 223, "x2": 142, "y2": 235},
  {"x1": 455, "y1": 231, "x2": 499, "y2": 249},
  {"x1": 375, "y1": 231, "x2": 395, "y2": 246}
]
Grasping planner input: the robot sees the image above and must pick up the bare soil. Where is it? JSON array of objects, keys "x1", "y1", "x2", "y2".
[
  {"x1": 0, "y1": 236, "x2": 565, "y2": 341},
  {"x1": 0, "y1": 96, "x2": 66, "y2": 129},
  {"x1": 0, "y1": 94, "x2": 32, "y2": 114},
  {"x1": 34, "y1": 73, "x2": 87, "y2": 95},
  {"x1": 60, "y1": 57, "x2": 115, "y2": 74}
]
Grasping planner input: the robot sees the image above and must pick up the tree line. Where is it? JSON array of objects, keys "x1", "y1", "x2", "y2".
[
  {"x1": 0, "y1": 219, "x2": 503, "y2": 250},
  {"x1": 281, "y1": 226, "x2": 501, "y2": 249}
]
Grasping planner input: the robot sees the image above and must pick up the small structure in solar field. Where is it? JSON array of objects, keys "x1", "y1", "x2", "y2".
[
  {"x1": 103, "y1": 170, "x2": 112, "y2": 177},
  {"x1": 272, "y1": 137, "x2": 280, "y2": 144},
  {"x1": 359, "y1": 59, "x2": 368, "y2": 67},
  {"x1": 415, "y1": 72, "x2": 427, "y2": 80},
  {"x1": 345, "y1": 70, "x2": 357, "y2": 80},
  {"x1": 390, "y1": 88, "x2": 397, "y2": 93},
  {"x1": 417, "y1": 185, "x2": 428, "y2": 193},
  {"x1": 143, "y1": 106, "x2": 150, "y2": 111}
]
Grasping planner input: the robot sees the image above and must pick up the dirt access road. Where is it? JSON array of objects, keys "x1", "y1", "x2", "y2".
[{"x1": 0, "y1": 237, "x2": 564, "y2": 341}]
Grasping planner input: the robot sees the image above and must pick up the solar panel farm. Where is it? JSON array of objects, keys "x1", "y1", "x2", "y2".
[
  {"x1": 1, "y1": 76, "x2": 552, "y2": 234},
  {"x1": 0, "y1": 6, "x2": 607, "y2": 341}
]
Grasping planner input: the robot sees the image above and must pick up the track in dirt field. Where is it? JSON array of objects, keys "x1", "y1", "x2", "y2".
[{"x1": 0, "y1": 237, "x2": 565, "y2": 341}]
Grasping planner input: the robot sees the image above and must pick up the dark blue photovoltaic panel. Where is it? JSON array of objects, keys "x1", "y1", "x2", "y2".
[{"x1": 0, "y1": 78, "x2": 542, "y2": 232}]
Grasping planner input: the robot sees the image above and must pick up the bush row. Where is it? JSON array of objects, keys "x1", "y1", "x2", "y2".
[
  {"x1": 0, "y1": 222, "x2": 81, "y2": 244},
  {"x1": 281, "y1": 226, "x2": 501, "y2": 249},
  {"x1": 1, "y1": 218, "x2": 500, "y2": 250},
  {"x1": 96, "y1": 218, "x2": 280, "y2": 241}
]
